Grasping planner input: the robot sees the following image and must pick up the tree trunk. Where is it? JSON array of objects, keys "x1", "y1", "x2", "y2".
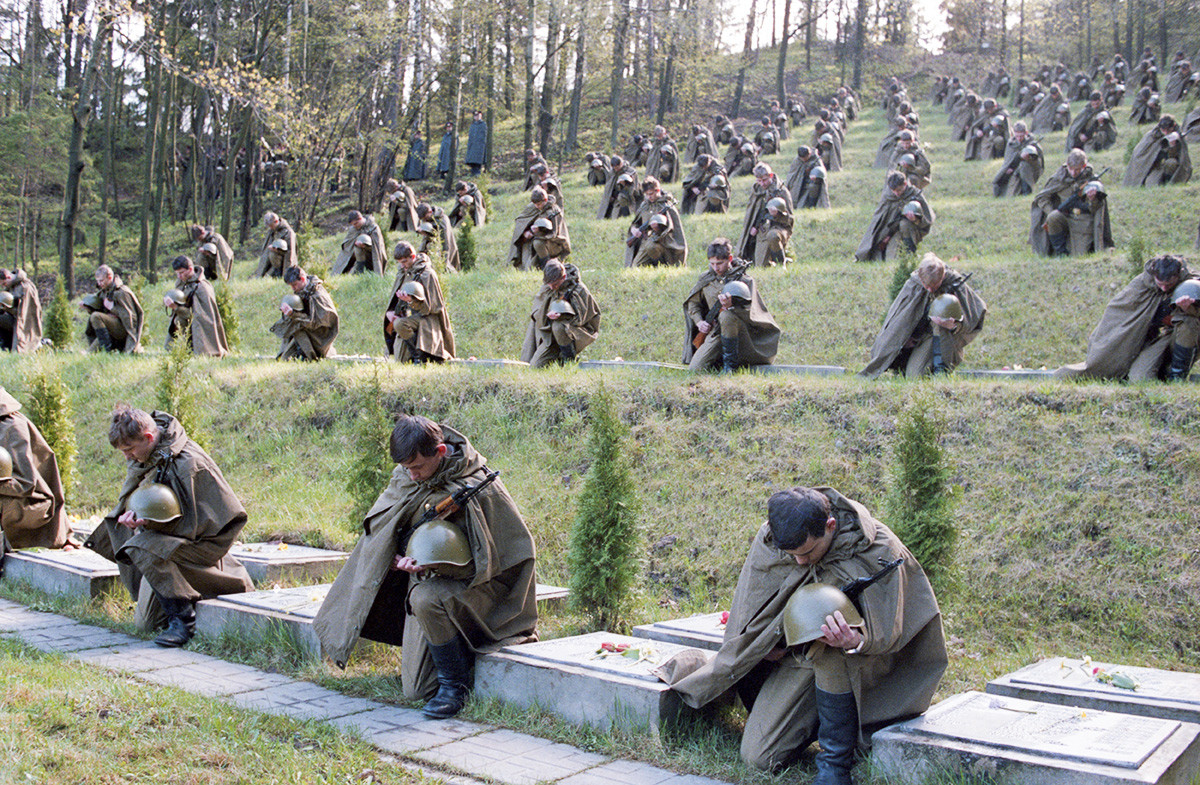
[
  {"x1": 851, "y1": 0, "x2": 869, "y2": 90},
  {"x1": 504, "y1": 13, "x2": 514, "y2": 111},
  {"x1": 776, "y1": 0, "x2": 792, "y2": 105},
  {"x1": 731, "y1": 0, "x2": 757, "y2": 118},
  {"x1": 1111, "y1": 0, "x2": 1120, "y2": 53},
  {"x1": 138, "y1": 35, "x2": 163, "y2": 278},
  {"x1": 610, "y1": 0, "x2": 629, "y2": 147},
  {"x1": 538, "y1": 0, "x2": 561, "y2": 152},
  {"x1": 805, "y1": 0, "x2": 814, "y2": 70},
  {"x1": 59, "y1": 12, "x2": 112, "y2": 296},
  {"x1": 444, "y1": 1, "x2": 464, "y2": 193},
  {"x1": 98, "y1": 31, "x2": 114, "y2": 269},
  {"x1": 565, "y1": 0, "x2": 588, "y2": 152},
  {"x1": 523, "y1": 0, "x2": 535, "y2": 155},
  {"x1": 486, "y1": 17, "x2": 496, "y2": 169}
]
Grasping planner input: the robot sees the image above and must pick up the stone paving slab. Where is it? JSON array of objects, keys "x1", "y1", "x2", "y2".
[
  {"x1": 67, "y1": 641, "x2": 217, "y2": 672},
  {"x1": 632, "y1": 612, "x2": 725, "y2": 651},
  {"x1": 987, "y1": 657, "x2": 1200, "y2": 724},
  {"x1": 138, "y1": 657, "x2": 295, "y2": 696},
  {"x1": 558, "y1": 760, "x2": 732, "y2": 785},
  {"x1": 15, "y1": 619, "x2": 139, "y2": 653},
  {"x1": 333, "y1": 709, "x2": 491, "y2": 754},
  {"x1": 0, "y1": 604, "x2": 83, "y2": 632},
  {"x1": 228, "y1": 683, "x2": 381, "y2": 721},
  {"x1": 2, "y1": 548, "x2": 121, "y2": 599},
  {"x1": 411, "y1": 728, "x2": 608, "y2": 785},
  {"x1": 579, "y1": 360, "x2": 689, "y2": 372},
  {"x1": 871, "y1": 690, "x2": 1200, "y2": 785},
  {"x1": 749, "y1": 363, "x2": 848, "y2": 376}
]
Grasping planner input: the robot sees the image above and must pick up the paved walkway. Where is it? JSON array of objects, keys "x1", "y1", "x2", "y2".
[{"x1": 0, "y1": 598, "x2": 732, "y2": 785}]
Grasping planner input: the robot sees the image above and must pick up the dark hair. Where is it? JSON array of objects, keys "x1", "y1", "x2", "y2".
[
  {"x1": 641, "y1": 176, "x2": 660, "y2": 193},
  {"x1": 389, "y1": 415, "x2": 443, "y2": 463},
  {"x1": 886, "y1": 172, "x2": 908, "y2": 190},
  {"x1": 1148, "y1": 254, "x2": 1185, "y2": 281},
  {"x1": 767, "y1": 488, "x2": 832, "y2": 550},
  {"x1": 454, "y1": 181, "x2": 467, "y2": 192},
  {"x1": 416, "y1": 203, "x2": 432, "y2": 218},
  {"x1": 283, "y1": 266, "x2": 304, "y2": 284},
  {"x1": 530, "y1": 187, "x2": 547, "y2": 203},
  {"x1": 171, "y1": 255, "x2": 193, "y2": 271},
  {"x1": 347, "y1": 210, "x2": 363, "y2": 222},
  {"x1": 542, "y1": 259, "x2": 566, "y2": 283},
  {"x1": 109, "y1": 404, "x2": 156, "y2": 448},
  {"x1": 394, "y1": 241, "x2": 415, "y2": 259},
  {"x1": 706, "y1": 237, "x2": 733, "y2": 260}
]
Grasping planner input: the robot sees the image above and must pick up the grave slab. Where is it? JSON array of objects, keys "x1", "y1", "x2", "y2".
[
  {"x1": 450, "y1": 358, "x2": 531, "y2": 369},
  {"x1": 987, "y1": 658, "x2": 1200, "y2": 724},
  {"x1": 748, "y1": 363, "x2": 848, "y2": 377},
  {"x1": 2, "y1": 548, "x2": 120, "y2": 599},
  {"x1": 473, "y1": 631, "x2": 708, "y2": 735},
  {"x1": 578, "y1": 360, "x2": 689, "y2": 372},
  {"x1": 16, "y1": 620, "x2": 137, "y2": 653},
  {"x1": 631, "y1": 612, "x2": 725, "y2": 651},
  {"x1": 195, "y1": 583, "x2": 570, "y2": 658},
  {"x1": 959, "y1": 368, "x2": 1056, "y2": 380},
  {"x1": 228, "y1": 542, "x2": 348, "y2": 584},
  {"x1": 871, "y1": 690, "x2": 1200, "y2": 785},
  {"x1": 558, "y1": 760, "x2": 731, "y2": 785}
]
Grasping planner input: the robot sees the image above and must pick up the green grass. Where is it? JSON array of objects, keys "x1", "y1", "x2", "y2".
[
  {"x1": 0, "y1": 637, "x2": 436, "y2": 784},
  {"x1": 3, "y1": 72, "x2": 1200, "y2": 785}
]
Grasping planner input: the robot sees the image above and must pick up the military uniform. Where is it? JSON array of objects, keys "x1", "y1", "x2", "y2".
[
  {"x1": 448, "y1": 183, "x2": 487, "y2": 227},
  {"x1": 519, "y1": 264, "x2": 601, "y2": 367},
  {"x1": 1029, "y1": 164, "x2": 1113, "y2": 257},
  {"x1": 385, "y1": 258, "x2": 456, "y2": 363},
  {"x1": 509, "y1": 201, "x2": 570, "y2": 271},
  {"x1": 855, "y1": 185, "x2": 934, "y2": 262},
  {"x1": 193, "y1": 226, "x2": 234, "y2": 280},
  {"x1": 419, "y1": 205, "x2": 462, "y2": 272},
  {"x1": 786, "y1": 153, "x2": 830, "y2": 209},
  {"x1": 736, "y1": 176, "x2": 793, "y2": 267},
  {"x1": 384, "y1": 181, "x2": 420, "y2": 232},
  {"x1": 333, "y1": 216, "x2": 388, "y2": 275},
  {"x1": 645, "y1": 135, "x2": 681, "y2": 183},
  {"x1": 254, "y1": 218, "x2": 299, "y2": 277},
  {"x1": 597, "y1": 162, "x2": 641, "y2": 219},
  {"x1": 654, "y1": 488, "x2": 946, "y2": 770},
  {"x1": 682, "y1": 261, "x2": 780, "y2": 370},
  {"x1": 992, "y1": 136, "x2": 1044, "y2": 197},
  {"x1": 1123, "y1": 125, "x2": 1192, "y2": 187},
  {"x1": 313, "y1": 427, "x2": 537, "y2": 701},
  {"x1": 166, "y1": 270, "x2": 229, "y2": 357},
  {"x1": 681, "y1": 159, "x2": 726, "y2": 215},
  {"x1": 85, "y1": 412, "x2": 254, "y2": 632},
  {"x1": 0, "y1": 269, "x2": 42, "y2": 353},
  {"x1": 0, "y1": 388, "x2": 69, "y2": 550},
  {"x1": 271, "y1": 276, "x2": 339, "y2": 360},
  {"x1": 625, "y1": 192, "x2": 687, "y2": 267},
  {"x1": 84, "y1": 274, "x2": 144, "y2": 353}
]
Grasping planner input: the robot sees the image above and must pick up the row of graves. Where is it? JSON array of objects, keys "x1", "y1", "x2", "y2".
[{"x1": 4, "y1": 517, "x2": 1198, "y2": 784}]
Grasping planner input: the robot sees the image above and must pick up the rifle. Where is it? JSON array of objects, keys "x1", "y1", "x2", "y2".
[
  {"x1": 410, "y1": 468, "x2": 500, "y2": 534},
  {"x1": 626, "y1": 221, "x2": 653, "y2": 247},
  {"x1": 692, "y1": 298, "x2": 724, "y2": 349},
  {"x1": 839, "y1": 557, "x2": 904, "y2": 612}
]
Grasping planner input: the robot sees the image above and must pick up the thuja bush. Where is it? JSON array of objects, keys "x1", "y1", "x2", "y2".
[
  {"x1": 24, "y1": 362, "x2": 76, "y2": 497},
  {"x1": 458, "y1": 220, "x2": 478, "y2": 272},
  {"x1": 885, "y1": 390, "x2": 957, "y2": 592},
  {"x1": 215, "y1": 281, "x2": 240, "y2": 349},
  {"x1": 43, "y1": 276, "x2": 72, "y2": 350},
  {"x1": 345, "y1": 363, "x2": 394, "y2": 529},
  {"x1": 886, "y1": 251, "x2": 917, "y2": 305},
  {"x1": 567, "y1": 385, "x2": 641, "y2": 630},
  {"x1": 156, "y1": 336, "x2": 208, "y2": 449}
]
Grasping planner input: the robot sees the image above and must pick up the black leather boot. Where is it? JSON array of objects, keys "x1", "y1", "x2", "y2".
[
  {"x1": 1048, "y1": 231, "x2": 1069, "y2": 256},
  {"x1": 721, "y1": 336, "x2": 740, "y2": 373},
  {"x1": 94, "y1": 326, "x2": 114, "y2": 352},
  {"x1": 930, "y1": 336, "x2": 949, "y2": 374},
  {"x1": 422, "y1": 636, "x2": 473, "y2": 719},
  {"x1": 557, "y1": 341, "x2": 577, "y2": 364},
  {"x1": 812, "y1": 688, "x2": 859, "y2": 785},
  {"x1": 154, "y1": 597, "x2": 196, "y2": 648},
  {"x1": 1165, "y1": 343, "x2": 1197, "y2": 381}
]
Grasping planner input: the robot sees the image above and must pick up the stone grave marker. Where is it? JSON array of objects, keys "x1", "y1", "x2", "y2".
[
  {"x1": 474, "y1": 631, "x2": 710, "y2": 735},
  {"x1": 750, "y1": 363, "x2": 848, "y2": 376},
  {"x1": 871, "y1": 690, "x2": 1200, "y2": 785},
  {"x1": 631, "y1": 612, "x2": 725, "y2": 651},
  {"x1": 2, "y1": 548, "x2": 120, "y2": 599},
  {"x1": 229, "y1": 542, "x2": 348, "y2": 583},
  {"x1": 988, "y1": 657, "x2": 1200, "y2": 724}
]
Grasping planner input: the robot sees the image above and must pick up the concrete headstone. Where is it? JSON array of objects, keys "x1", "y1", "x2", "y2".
[
  {"x1": 872, "y1": 690, "x2": 1200, "y2": 785},
  {"x1": 229, "y1": 542, "x2": 348, "y2": 583},
  {"x1": 2, "y1": 548, "x2": 120, "y2": 599},
  {"x1": 631, "y1": 612, "x2": 726, "y2": 651}
]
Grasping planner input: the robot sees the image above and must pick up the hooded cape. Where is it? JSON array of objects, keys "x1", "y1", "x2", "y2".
[
  {"x1": 271, "y1": 276, "x2": 339, "y2": 359},
  {"x1": 85, "y1": 276, "x2": 144, "y2": 353},
  {"x1": 167, "y1": 272, "x2": 228, "y2": 357},
  {"x1": 1122, "y1": 127, "x2": 1192, "y2": 187},
  {"x1": 681, "y1": 262, "x2": 780, "y2": 365},
  {"x1": 0, "y1": 388, "x2": 68, "y2": 549},
  {"x1": 385, "y1": 260, "x2": 456, "y2": 360},
  {"x1": 520, "y1": 264, "x2": 601, "y2": 361},
  {"x1": 2, "y1": 270, "x2": 42, "y2": 352}
]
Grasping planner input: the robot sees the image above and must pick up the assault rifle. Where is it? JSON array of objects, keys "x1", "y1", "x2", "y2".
[
  {"x1": 692, "y1": 281, "x2": 737, "y2": 350},
  {"x1": 413, "y1": 468, "x2": 500, "y2": 532},
  {"x1": 840, "y1": 557, "x2": 904, "y2": 611}
]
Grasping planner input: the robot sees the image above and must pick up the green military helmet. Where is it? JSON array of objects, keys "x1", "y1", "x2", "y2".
[
  {"x1": 399, "y1": 280, "x2": 426, "y2": 301},
  {"x1": 417, "y1": 221, "x2": 435, "y2": 235},
  {"x1": 165, "y1": 288, "x2": 188, "y2": 307},
  {"x1": 617, "y1": 172, "x2": 635, "y2": 185},
  {"x1": 199, "y1": 242, "x2": 218, "y2": 257},
  {"x1": 1083, "y1": 180, "x2": 1106, "y2": 198},
  {"x1": 1021, "y1": 144, "x2": 1039, "y2": 158},
  {"x1": 766, "y1": 197, "x2": 787, "y2": 213},
  {"x1": 80, "y1": 292, "x2": 103, "y2": 310},
  {"x1": 819, "y1": 133, "x2": 834, "y2": 145},
  {"x1": 902, "y1": 200, "x2": 923, "y2": 218},
  {"x1": 547, "y1": 298, "x2": 576, "y2": 317},
  {"x1": 406, "y1": 518, "x2": 473, "y2": 578},
  {"x1": 1172, "y1": 278, "x2": 1200, "y2": 305},
  {"x1": 0, "y1": 444, "x2": 12, "y2": 481},
  {"x1": 282, "y1": 293, "x2": 304, "y2": 312},
  {"x1": 459, "y1": 193, "x2": 474, "y2": 205},
  {"x1": 128, "y1": 482, "x2": 183, "y2": 531},
  {"x1": 810, "y1": 165, "x2": 827, "y2": 180},
  {"x1": 740, "y1": 142, "x2": 755, "y2": 154},
  {"x1": 722, "y1": 280, "x2": 752, "y2": 306},
  {"x1": 269, "y1": 238, "x2": 289, "y2": 252},
  {"x1": 0, "y1": 290, "x2": 14, "y2": 309},
  {"x1": 897, "y1": 153, "x2": 916, "y2": 169},
  {"x1": 781, "y1": 583, "x2": 864, "y2": 647},
  {"x1": 708, "y1": 175, "x2": 728, "y2": 188},
  {"x1": 354, "y1": 233, "x2": 372, "y2": 247},
  {"x1": 532, "y1": 217, "x2": 554, "y2": 234},
  {"x1": 929, "y1": 293, "x2": 964, "y2": 321},
  {"x1": 649, "y1": 213, "x2": 670, "y2": 229}
]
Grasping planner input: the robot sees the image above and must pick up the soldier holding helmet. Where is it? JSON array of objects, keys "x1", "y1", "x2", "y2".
[
  {"x1": 0, "y1": 386, "x2": 70, "y2": 552},
  {"x1": 333, "y1": 210, "x2": 387, "y2": 275},
  {"x1": 519, "y1": 259, "x2": 600, "y2": 367},
  {"x1": 737, "y1": 164, "x2": 793, "y2": 268},
  {"x1": 254, "y1": 212, "x2": 298, "y2": 277},
  {"x1": 82, "y1": 265, "x2": 144, "y2": 353},
  {"x1": 314, "y1": 415, "x2": 537, "y2": 720},
  {"x1": 855, "y1": 173, "x2": 935, "y2": 262},
  {"x1": 624, "y1": 177, "x2": 687, "y2": 267},
  {"x1": 509, "y1": 187, "x2": 570, "y2": 271},
  {"x1": 654, "y1": 486, "x2": 946, "y2": 779},
  {"x1": 861, "y1": 252, "x2": 988, "y2": 378},
  {"x1": 385, "y1": 242, "x2": 455, "y2": 364},
  {"x1": 682, "y1": 238, "x2": 780, "y2": 372},
  {"x1": 0, "y1": 268, "x2": 42, "y2": 352},
  {"x1": 85, "y1": 405, "x2": 253, "y2": 647},
  {"x1": 271, "y1": 266, "x2": 338, "y2": 361},
  {"x1": 164, "y1": 255, "x2": 228, "y2": 356}
]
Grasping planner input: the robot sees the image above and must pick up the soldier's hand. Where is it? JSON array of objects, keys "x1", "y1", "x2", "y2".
[
  {"x1": 163, "y1": 296, "x2": 176, "y2": 309},
  {"x1": 117, "y1": 510, "x2": 148, "y2": 530},
  {"x1": 392, "y1": 555, "x2": 427, "y2": 574},
  {"x1": 281, "y1": 303, "x2": 293, "y2": 316},
  {"x1": 697, "y1": 320, "x2": 711, "y2": 334},
  {"x1": 547, "y1": 311, "x2": 560, "y2": 320},
  {"x1": 930, "y1": 315, "x2": 959, "y2": 330},
  {"x1": 104, "y1": 298, "x2": 113, "y2": 311},
  {"x1": 763, "y1": 646, "x2": 787, "y2": 663},
  {"x1": 398, "y1": 292, "x2": 412, "y2": 303},
  {"x1": 717, "y1": 292, "x2": 732, "y2": 308},
  {"x1": 749, "y1": 227, "x2": 757, "y2": 236},
  {"x1": 818, "y1": 610, "x2": 864, "y2": 650},
  {"x1": 523, "y1": 230, "x2": 533, "y2": 240},
  {"x1": 1176, "y1": 295, "x2": 1196, "y2": 312},
  {"x1": 630, "y1": 226, "x2": 642, "y2": 238}
]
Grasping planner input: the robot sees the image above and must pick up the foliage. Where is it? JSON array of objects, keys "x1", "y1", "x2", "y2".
[
  {"x1": 458, "y1": 219, "x2": 478, "y2": 272},
  {"x1": 155, "y1": 336, "x2": 207, "y2": 450},
  {"x1": 297, "y1": 229, "x2": 327, "y2": 279},
  {"x1": 885, "y1": 390, "x2": 957, "y2": 592},
  {"x1": 43, "y1": 276, "x2": 73, "y2": 350},
  {"x1": 1127, "y1": 233, "x2": 1146, "y2": 276},
  {"x1": 23, "y1": 362, "x2": 76, "y2": 497},
  {"x1": 568, "y1": 384, "x2": 641, "y2": 631},
  {"x1": 887, "y1": 252, "x2": 917, "y2": 304},
  {"x1": 215, "y1": 280, "x2": 240, "y2": 349},
  {"x1": 345, "y1": 363, "x2": 394, "y2": 530}
]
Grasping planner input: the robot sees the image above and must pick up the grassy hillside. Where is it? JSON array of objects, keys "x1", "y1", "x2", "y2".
[{"x1": 3, "y1": 67, "x2": 1199, "y2": 784}]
